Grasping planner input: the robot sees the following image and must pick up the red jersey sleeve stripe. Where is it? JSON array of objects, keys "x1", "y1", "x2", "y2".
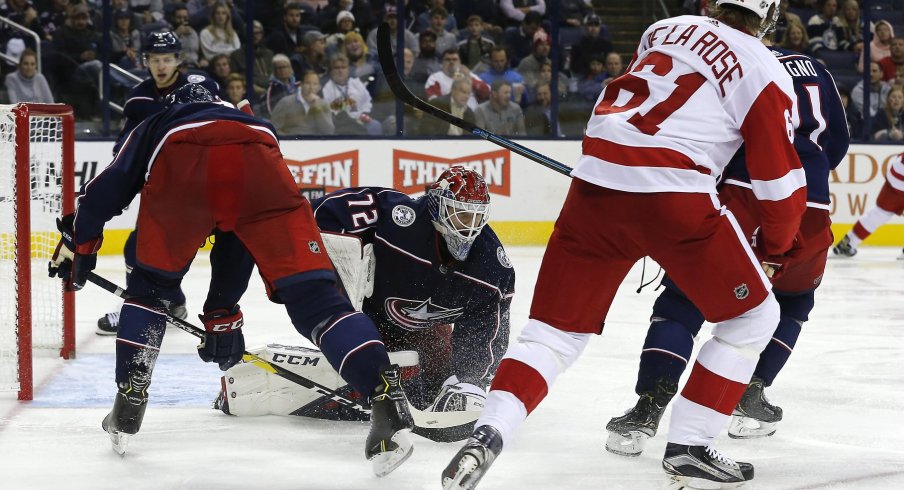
[{"x1": 582, "y1": 135, "x2": 712, "y2": 174}]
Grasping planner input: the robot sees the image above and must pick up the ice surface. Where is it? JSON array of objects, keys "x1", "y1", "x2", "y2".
[{"x1": 1, "y1": 247, "x2": 902, "y2": 489}]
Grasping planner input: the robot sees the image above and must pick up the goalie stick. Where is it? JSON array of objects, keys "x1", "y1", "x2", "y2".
[
  {"x1": 83, "y1": 271, "x2": 478, "y2": 442},
  {"x1": 376, "y1": 22, "x2": 573, "y2": 177}
]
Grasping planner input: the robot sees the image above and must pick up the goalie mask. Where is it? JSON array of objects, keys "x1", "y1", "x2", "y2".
[
  {"x1": 427, "y1": 167, "x2": 491, "y2": 261},
  {"x1": 715, "y1": 0, "x2": 780, "y2": 39}
]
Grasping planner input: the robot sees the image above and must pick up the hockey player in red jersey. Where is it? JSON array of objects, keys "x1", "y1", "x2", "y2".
[
  {"x1": 832, "y1": 152, "x2": 904, "y2": 259},
  {"x1": 442, "y1": 1, "x2": 806, "y2": 489},
  {"x1": 49, "y1": 84, "x2": 414, "y2": 476},
  {"x1": 604, "y1": 36, "x2": 850, "y2": 456}
]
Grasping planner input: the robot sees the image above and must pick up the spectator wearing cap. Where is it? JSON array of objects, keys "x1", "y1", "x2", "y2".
[
  {"x1": 170, "y1": 5, "x2": 201, "y2": 68},
  {"x1": 458, "y1": 14, "x2": 495, "y2": 71},
  {"x1": 200, "y1": 2, "x2": 241, "y2": 60},
  {"x1": 412, "y1": 30, "x2": 441, "y2": 83},
  {"x1": 479, "y1": 46, "x2": 526, "y2": 104},
  {"x1": 270, "y1": 69, "x2": 335, "y2": 136},
  {"x1": 112, "y1": 9, "x2": 142, "y2": 69},
  {"x1": 474, "y1": 79, "x2": 525, "y2": 136},
  {"x1": 560, "y1": 0, "x2": 591, "y2": 28},
  {"x1": 417, "y1": 0, "x2": 458, "y2": 34},
  {"x1": 366, "y1": 5, "x2": 419, "y2": 57},
  {"x1": 5, "y1": 48, "x2": 53, "y2": 104},
  {"x1": 858, "y1": 20, "x2": 894, "y2": 73},
  {"x1": 426, "y1": 6, "x2": 459, "y2": 55},
  {"x1": 569, "y1": 13, "x2": 613, "y2": 77},
  {"x1": 230, "y1": 20, "x2": 274, "y2": 97},
  {"x1": 326, "y1": 10, "x2": 358, "y2": 58},
  {"x1": 518, "y1": 28, "x2": 551, "y2": 86},
  {"x1": 298, "y1": 30, "x2": 328, "y2": 75},
  {"x1": 499, "y1": 0, "x2": 545, "y2": 27},
  {"x1": 503, "y1": 11, "x2": 544, "y2": 67},
  {"x1": 578, "y1": 53, "x2": 607, "y2": 101},
  {"x1": 321, "y1": 0, "x2": 376, "y2": 34}
]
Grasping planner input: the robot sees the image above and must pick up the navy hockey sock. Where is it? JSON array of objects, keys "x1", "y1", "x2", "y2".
[
  {"x1": 753, "y1": 315, "x2": 802, "y2": 387},
  {"x1": 636, "y1": 319, "x2": 695, "y2": 395},
  {"x1": 115, "y1": 299, "x2": 168, "y2": 385}
]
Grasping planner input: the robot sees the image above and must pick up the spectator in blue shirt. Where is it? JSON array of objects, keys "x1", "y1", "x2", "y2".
[{"x1": 479, "y1": 46, "x2": 525, "y2": 104}]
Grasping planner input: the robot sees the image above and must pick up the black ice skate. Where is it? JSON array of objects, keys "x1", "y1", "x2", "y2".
[
  {"x1": 366, "y1": 364, "x2": 414, "y2": 477},
  {"x1": 605, "y1": 379, "x2": 676, "y2": 456},
  {"x1": 728, "y1": 377, "x2": 782, "y2": 439},
  {"x1": 831, "y1": 235, "x2": 857, "y2": 257},
  {"x1": 97, "y1": 302, "x2": 187, "y2": 335},
  {"x1": 441, "y1": 425, "x2": 503, "y2": 490},
  {"x1": 662, "y1": 443, "x2": 753, "y2": 489},
  {"x1": 101, "y1": 375, "x2": 150, "y2": 455}
]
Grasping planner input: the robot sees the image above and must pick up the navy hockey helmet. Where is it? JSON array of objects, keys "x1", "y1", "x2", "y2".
[
  {"x1": 144, "y1": 30, "x2": 182, "y2": 54},
  {"x1": 165, "y1": 83, "x2": 218, "y2": 106},
  {"x1": 426, "y1": 166, "x2": 491, "y2": 261}
]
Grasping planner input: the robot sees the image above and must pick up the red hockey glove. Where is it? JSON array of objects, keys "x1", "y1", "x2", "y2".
[
  {"x1": 750, "y1": 227, "x2": 804, "y2": 280},
  {"x1": 48, "y1": 213, "x2": 103, "y2": 291},
  {"x1": 197, "y1": 306, "x2": 245, "y2": 371}
]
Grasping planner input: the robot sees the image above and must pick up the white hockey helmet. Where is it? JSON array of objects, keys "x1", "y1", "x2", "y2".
[{"x1": 714, "y1": 0, "x2": 780, "y2": 39}]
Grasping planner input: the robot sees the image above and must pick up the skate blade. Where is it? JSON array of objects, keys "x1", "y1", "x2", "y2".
[
  {"x1": 370, "y1": 429, "x2": 413, "y2": 477},
  {"x1": 605, "y1": 430, "x2": 649, "y2": 457},
  {"x1": 728, "y1": 416, "x2": 777, "y2": 439},
  {"x1": 442, "y1": 454, "x2": 480, "y2": 490},
  {"x1": 108, "y1": 431, "x2": 129, "y2": 456},
  {"x1": 667, "y1": 475, "x2": 745, "y2": 489}
]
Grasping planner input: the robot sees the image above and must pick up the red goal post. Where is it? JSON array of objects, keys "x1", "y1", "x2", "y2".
[{"x1": 0, "y1": 103, "x2": 75, "y2": 401}]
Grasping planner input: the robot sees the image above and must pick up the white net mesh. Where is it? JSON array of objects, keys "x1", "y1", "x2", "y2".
[{"x1": 0, "y1": 105, "x2": 67, "y2": 392}]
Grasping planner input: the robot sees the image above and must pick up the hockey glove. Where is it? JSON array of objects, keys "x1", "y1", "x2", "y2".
[
  {"x1": 48, "y1": 213, "x2": 103, "y2": 291},
  {"x1": 429, "y1": 375, "x2": 487, "y2": 412},
  {"x1": 750, "y1": 227, "x2": 804, "y2": 280},
  {"x1": 197, "y1": 306, "x2": 245, "y2": 371}
]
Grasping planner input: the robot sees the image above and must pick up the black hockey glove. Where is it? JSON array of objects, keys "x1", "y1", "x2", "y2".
[
  {"x1": 48, "y1": 213, "x2": 102, "y2": 291},
  {"x1": 197, "y1": 306, "x2": 245, "y2": 371}
]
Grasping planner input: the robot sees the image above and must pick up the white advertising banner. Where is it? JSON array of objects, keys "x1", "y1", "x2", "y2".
[{"x1": 74, "y1": 140, "x2": 903, "y2": 238}]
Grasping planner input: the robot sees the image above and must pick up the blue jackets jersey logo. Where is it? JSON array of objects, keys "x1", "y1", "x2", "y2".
[{"x1": 385, "y1": 297, "x2": 465, "y2": 331}]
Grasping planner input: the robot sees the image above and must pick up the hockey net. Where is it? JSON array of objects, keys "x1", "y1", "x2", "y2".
[{"x1": 0, "y1": 104, "x2": 75, "y2": 401}]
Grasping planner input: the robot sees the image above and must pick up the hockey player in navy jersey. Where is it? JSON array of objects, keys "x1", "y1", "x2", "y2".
[
  {"x1": 216, "y1": 167, "x2": 514, "y2": 429},
  {"x1": 49, "y1": 84, "x2": 415, "y2": 476},
  {"x1": 96, "y1": 31, "x2": 221, "y2": 335},
  {"x1": 604, "y1": 39, "x2": 850, "y2": 458}
]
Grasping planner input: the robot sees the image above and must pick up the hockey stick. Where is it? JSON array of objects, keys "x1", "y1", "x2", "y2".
[
  {"x1": 376, "y1": 22, "x2": 573, "y2": 177},
  {"x1": 83, "y1": 271, "x2": 478, "y2": 442}
]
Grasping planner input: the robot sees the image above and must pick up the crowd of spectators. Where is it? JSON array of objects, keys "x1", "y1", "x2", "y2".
[{"x1": 0, "y1": 0, "x2": 901, "y2": 141}]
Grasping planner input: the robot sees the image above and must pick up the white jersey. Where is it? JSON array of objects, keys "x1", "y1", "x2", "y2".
[
  {"x1": 888, "y1": 152, "x2": 904, "y2": 193},
  {"x1": 572, "y1": 15, "x2": 804, "y2": 200}
]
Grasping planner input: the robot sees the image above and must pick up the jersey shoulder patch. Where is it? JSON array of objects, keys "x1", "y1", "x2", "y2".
[
  {"x1": 496, "y1": 246, "x2": 512, "y2": 269},
  {"x1": 391, "y1": 204, "x2": 416, "y2": 227}
]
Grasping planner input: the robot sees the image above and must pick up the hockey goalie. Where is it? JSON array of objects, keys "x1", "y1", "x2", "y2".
[{"x1": 215, "y1": 179, "x2": 513, "y2": 443}]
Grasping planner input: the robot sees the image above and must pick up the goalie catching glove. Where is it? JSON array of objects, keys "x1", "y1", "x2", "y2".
[
  {"x1": 429, "y1": 375, "x2": 487, "y2": 413},
  {"x1": 197, "y1": 306, "x2": 245, "y2": 371},
  {"x1": 48, "y1": 213, "x2": 103, "y2": 291}
]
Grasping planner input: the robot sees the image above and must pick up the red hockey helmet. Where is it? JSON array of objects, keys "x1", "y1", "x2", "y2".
[{"x1": 427, "y1": 166, "x2": 491, "y2": 261}]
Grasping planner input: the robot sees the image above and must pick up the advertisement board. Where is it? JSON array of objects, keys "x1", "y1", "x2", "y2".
[{"x1": 73, "y1": 140, "x2": 903, "y2": 254}]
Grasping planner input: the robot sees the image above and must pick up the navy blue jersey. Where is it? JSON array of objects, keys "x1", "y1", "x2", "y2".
[
  {"x1": 311, "y1": 187, "x2": 515, "y2": 385},
  {"x1": 114, "y1": 73, "x2": 221, "y2": 153},
  {"x1": 75, "y1": 103, "x2": 278, "y2": 245},
  {"x1": 723, "y1": 47, "x2": 849, "y2": 207}
]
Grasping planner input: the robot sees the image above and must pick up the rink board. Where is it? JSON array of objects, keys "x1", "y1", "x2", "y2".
[{"x1": 68, "y1": 140, "x2": 904, "y2": 253}]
